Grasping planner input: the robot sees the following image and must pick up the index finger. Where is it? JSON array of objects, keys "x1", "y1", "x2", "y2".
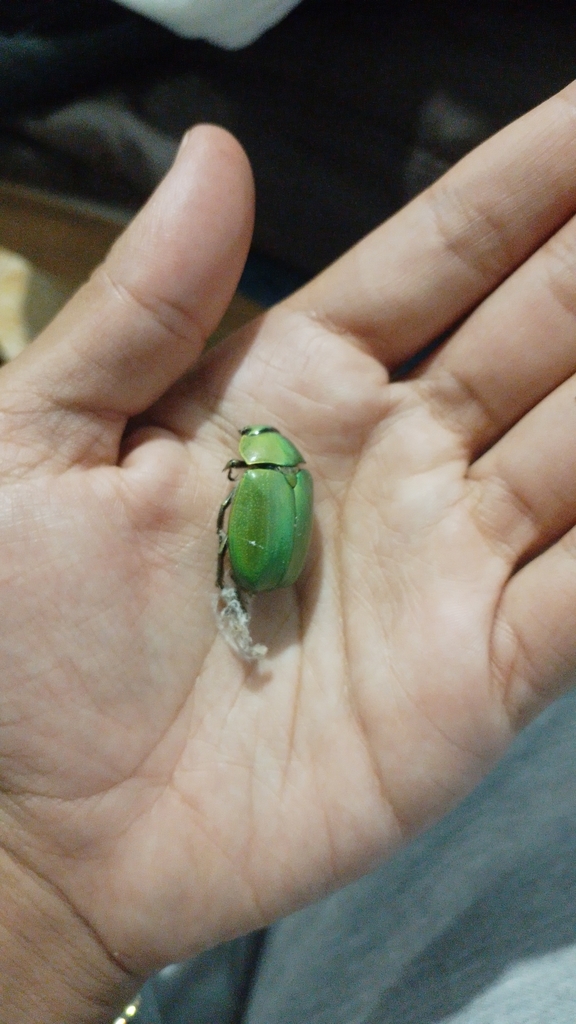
[{"x1": 288, "y1": 82, "x2": 576, "y2": 369}]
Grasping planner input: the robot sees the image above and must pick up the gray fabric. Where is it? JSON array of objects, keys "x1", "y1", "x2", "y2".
[
  {"x1": 140, "y1": 933, "x2": 264, "y2": 1024},
  {"x1": 133, "y1": 983, "x2": 164, "y2": 1024},
  {"x1": 440, "y1": 946, "x2": 576, "y2": 1024}
]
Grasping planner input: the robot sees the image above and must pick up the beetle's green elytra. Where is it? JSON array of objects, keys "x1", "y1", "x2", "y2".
[{"x1": 217, "y1": 426, "x2": 313, "y2": 594}]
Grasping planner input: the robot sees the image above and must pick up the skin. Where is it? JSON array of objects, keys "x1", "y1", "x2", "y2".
[{"x1": 2, "y1": 85, "x2": 576, "y2": 1020}]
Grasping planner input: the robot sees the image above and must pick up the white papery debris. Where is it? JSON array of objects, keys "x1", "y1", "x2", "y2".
[{"x1": 212, "y1": 587, "x2": 267, "y2": 661}]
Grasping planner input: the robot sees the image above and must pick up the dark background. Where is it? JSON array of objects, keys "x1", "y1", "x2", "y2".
[{"x1": 1, "y1": 0, "x2": 575, "y2": 287}]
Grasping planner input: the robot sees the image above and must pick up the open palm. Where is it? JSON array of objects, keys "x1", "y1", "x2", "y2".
[{"x1": 2, "y1": 89, "x2": 576, "y2": 995}]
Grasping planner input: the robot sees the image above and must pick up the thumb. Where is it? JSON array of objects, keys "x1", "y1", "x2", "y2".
[{"x1": 0, "y1": 125, "x2": 254, "y2": 470}]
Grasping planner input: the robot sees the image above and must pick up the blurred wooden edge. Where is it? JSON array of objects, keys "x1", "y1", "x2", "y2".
[
  {"x1": 209, "y1": 292, "x2": 263, "y2": 345},
  {"x1": 0, "y1": 181, "x2": 264, "y2": 343},
  {"x1": 0, "y1": 181, "x2": 128, "y2": 286}
]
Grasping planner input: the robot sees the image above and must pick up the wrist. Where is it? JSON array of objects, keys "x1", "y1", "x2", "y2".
[{"x1": 0, "y1": 844, "x2": 136, "y2": 1024}]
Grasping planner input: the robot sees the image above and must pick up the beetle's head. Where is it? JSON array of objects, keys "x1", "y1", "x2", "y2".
[{"x1": 239, "y1": 425, "x2": 280, "y2": 437}]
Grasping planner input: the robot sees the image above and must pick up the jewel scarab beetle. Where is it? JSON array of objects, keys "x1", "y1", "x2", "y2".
[{"x1": 217, "y1": 426, "x2": 313, "y2": 595}]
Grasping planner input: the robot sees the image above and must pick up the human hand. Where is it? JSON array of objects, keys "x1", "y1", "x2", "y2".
[{"x1": 2, "y1": 86, "x2": 576, "y2": 1017}]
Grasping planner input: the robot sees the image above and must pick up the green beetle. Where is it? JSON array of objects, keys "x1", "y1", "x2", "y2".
[{"x1": 217, "y1": 426, "x2": 313, "y2": 594}]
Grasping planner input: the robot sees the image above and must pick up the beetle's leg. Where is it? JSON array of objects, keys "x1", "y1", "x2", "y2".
[
  {"x1": 224, "y1": 459, "x2": 247, "y2": 482},
  {"x1": 217, "y1": 489, "x2": 234, "y2": 534},
  {"x1": 216, "y1": 488, "x2": 235, "y2": 589},
  {"x1": 216, "y1": 540, "x2": 228, "y2": 591}
]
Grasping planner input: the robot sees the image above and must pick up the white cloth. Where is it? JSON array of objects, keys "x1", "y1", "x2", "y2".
[{"x1": 113, "y1": 0, "x2": 302, "y2": 47}]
